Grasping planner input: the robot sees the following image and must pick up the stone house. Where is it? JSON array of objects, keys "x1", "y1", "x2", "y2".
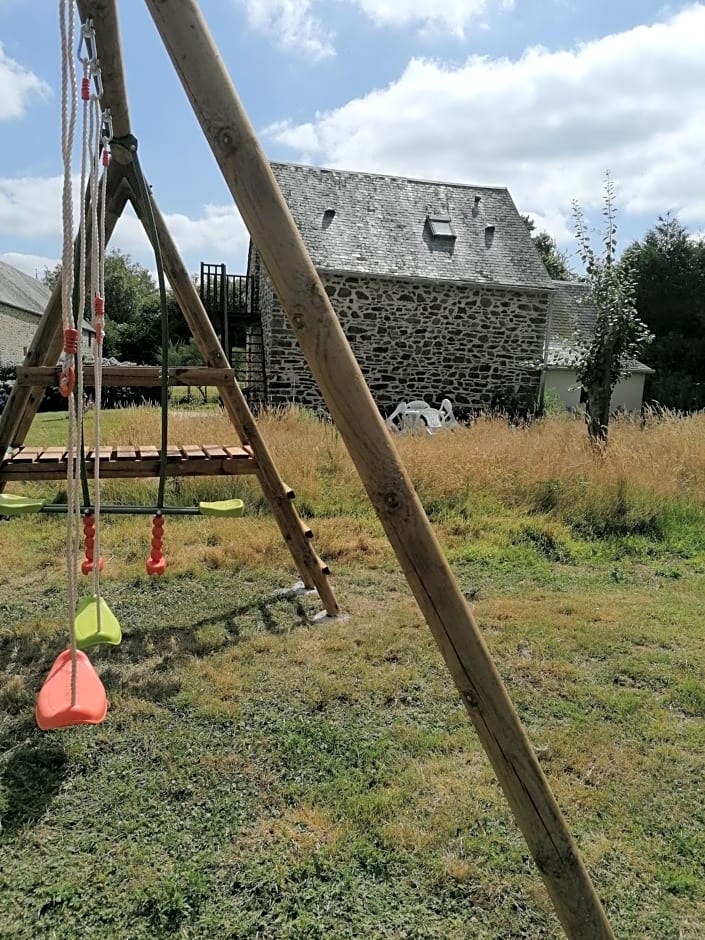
[
  {"x1": 246, "y1": 163, "x2": 554, "y2": 414},
  {"x1": 544, "y1": 280, "x2": 653, "y2": 413},
  {"x1": 0, "y1": 259, "x2": 95, "y2": 366}
]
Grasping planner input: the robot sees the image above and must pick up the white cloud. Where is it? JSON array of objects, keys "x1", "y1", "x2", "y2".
[
  {"x1": 0, "y1": 42, "x2": 50, "y2": 120},
  {"x1": 234, "y1": 0, "x2": 513, "y2": 56},
  {"x1": 0, "y1": 252, "x2": 58, "y2": 278},
  {"x1": 0, "y1": 175, "x2": 65, "y2": 238},
  {"x1": 264, "y1": 5, "x2": 705, "y2": 243},
  {"x1": 112, "y1": 203, "x2": 250, "y2": 267},
  {"x1": 350, "y1": 0, "x2": 514, "y2": 36},
  {"x1": 0, "y1": 177, "x2": 250, "y2": 275},
  {"x1": 237, "y1": 0, "x2": 335, "y2": 59}
]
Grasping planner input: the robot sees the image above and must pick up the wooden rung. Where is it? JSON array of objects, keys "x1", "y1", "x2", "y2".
[
  {"x1": 15, "y1": 366, "x2": 236, "y2": 388},
  {"x1": 180, "y1": 445, "x2": 205, "y2": 459},
  {"x1": 137, "y1": 445, "x2": 159, "y2": 459},
  {"x1": 116, "y1": 447, "x2": 137, "y2": 460}
]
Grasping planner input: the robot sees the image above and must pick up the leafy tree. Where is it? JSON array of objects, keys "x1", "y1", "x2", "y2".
[
  {"x1": 42, "y1": 263, "x2": 62, "y2": 292},
  {"x1": 44, "y1": 250, "x2": 194, "y2": 364},
  {"x1": 521, "y1": 214, "x2": 573, "y2": 280},
  {"x1": 622, "y1": 215, "x2": 705, "y2": 410},
  {"x1": 571, "y1": 174, "x2": 652, "y2": 444}
]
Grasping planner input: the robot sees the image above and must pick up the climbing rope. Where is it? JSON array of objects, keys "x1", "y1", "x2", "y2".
[
  {"x1": 89, "y1": 93, "x2": 111, "y2": 614},
  {"x1": 59, "y1": 0, "x2": 80, "y2": 705}
]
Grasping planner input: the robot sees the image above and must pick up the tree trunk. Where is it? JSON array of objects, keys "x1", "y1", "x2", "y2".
[{"x1": 585, "y1": 383, "x2": 611, "y2": 444}]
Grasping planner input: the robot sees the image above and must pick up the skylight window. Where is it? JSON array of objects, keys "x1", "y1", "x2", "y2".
[{"x1": 427, "y1": 216, "x2": 455, "y2": 239}]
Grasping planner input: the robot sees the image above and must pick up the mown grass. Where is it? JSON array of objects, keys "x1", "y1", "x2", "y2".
[{"x1": 1, "y1": 406, "x2": 705, "y2": 938}]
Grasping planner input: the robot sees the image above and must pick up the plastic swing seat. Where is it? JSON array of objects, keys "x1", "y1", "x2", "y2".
[
  {"x1": 35, "y1": 649, "x2": 108, "y2": 730},
  {"x1": 75, "y1": 595, "x2": 122, "y2": 649},
  {"x1": 198, "y1": 498, "x2": 244, "y2": 517},
  {"x1": 0, "y1": 493, "x2": 46, "y2": 515}
]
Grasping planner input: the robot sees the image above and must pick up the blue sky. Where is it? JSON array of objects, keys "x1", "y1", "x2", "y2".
[{"x1": 1, "y1": 1, "x2": 704, "y2": 282}]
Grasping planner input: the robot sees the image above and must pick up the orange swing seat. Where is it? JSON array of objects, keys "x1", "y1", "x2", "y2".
[{"x1": 35, "y1": 649, "x2": 108, "y2": 730}]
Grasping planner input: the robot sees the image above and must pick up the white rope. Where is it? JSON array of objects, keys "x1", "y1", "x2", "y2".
[
  {"x1": 59, "y1": 0, "x2": 79, "y2": 706},
  {"x1": 90, "y1": 92, "x2": 104, "y2": 625}
]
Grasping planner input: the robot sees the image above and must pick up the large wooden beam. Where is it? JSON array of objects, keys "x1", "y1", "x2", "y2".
[
  {"x1": 124, "y1": 177, "x2": 339, "y2": 617},
  {"x1": 75, "y1": 0, "x2": 131, "y2": 159},
  {"x1": 16, "y1": 366, "x2": 235, "y2": 388},
  {"x1": 0, "y1": 159, "x2": 129, "y2": 464},
  {"x1": 143, "y1": 3, "x2": 614, "y2": 938}
]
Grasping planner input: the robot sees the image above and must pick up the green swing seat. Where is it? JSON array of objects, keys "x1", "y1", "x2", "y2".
[
  {"x1": 198, "y1": 498, "x2": 244, "y2": 518},
  {"x1": 0, "y1": 493, "x2": 46, "y2": 515},
  {"x1": 75, "y1": 595, "x2": 123, "y2": 650}
]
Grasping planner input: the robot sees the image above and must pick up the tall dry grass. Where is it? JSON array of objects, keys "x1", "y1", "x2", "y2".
[{"x1": 23, "y1": 405, "x2": 705, "y2": 532}]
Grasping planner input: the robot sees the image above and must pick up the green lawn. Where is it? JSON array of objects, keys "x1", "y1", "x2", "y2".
[{"x1": 1, "y1": 410, "x2": 705, "y2": 938}]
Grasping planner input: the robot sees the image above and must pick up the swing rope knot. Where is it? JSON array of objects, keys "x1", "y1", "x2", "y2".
[
  {"x1": 63, "y1": 327, "x2": 79, "y2": 354},
  {"x1": 58, "y1": 365, "x2": 75, "y2": 398}
]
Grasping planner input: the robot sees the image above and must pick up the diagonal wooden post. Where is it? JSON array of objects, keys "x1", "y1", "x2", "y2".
[
  {"x1": 124, "y1": 176, "x2": 340, "y2": 616},
  {"x1": 72, "y1": 0, "x2": 338, "y2": 616},
  {"x1": 0, "y1": 160, "x2": 129, "y2": 475},
  {"x1": 143, "y1": 2, "x2": 615, "y2": 937}
]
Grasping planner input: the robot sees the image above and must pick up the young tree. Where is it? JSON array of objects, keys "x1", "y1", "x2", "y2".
[{"x1": 571, "y1": 174, "x2": 652, "y2": 444}]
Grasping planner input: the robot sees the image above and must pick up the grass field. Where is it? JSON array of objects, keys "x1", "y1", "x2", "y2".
[{"x1": 1, "y1": 406, "x2": 705, "y2": 938}]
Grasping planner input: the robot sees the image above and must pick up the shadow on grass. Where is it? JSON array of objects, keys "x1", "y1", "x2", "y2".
[
  {"x1": 1, "y1": 578, "x2": 317, "y2": 720},
  {"x1": 113, "y1": 583, "x2": 315, "y2": 664},
  {"x1": 0, "y1": 740, "x2": 68, "y2": 837}
]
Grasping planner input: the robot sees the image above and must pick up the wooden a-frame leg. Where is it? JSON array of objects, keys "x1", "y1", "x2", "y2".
[
  {"x1": 0, "y1": 160, "x2": 129, "y2": 487},
  {"x1": 144, "y1": 5, "x2": 615, "y2": 938},
  {"x1": 124, "y1": 176, "x2": 340, "y2": 617}
]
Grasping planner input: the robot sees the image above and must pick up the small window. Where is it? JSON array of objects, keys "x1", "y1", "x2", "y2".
[{"x1": 427, "y1": 216, "x2": 455, "y2": 239}]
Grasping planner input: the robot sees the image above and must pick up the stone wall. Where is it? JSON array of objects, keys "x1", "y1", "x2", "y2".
[
  {"x1": 0, "y1": 304, "x2": 95, "y2": 367},
  {"x1": 253, "y1": 268, "x2": 551, "y2": 413},
  {"x1": 0, "y1": 304, "x2": 37, "y2": 365}
]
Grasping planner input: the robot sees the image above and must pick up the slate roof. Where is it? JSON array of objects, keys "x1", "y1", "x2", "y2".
[
  {"x1": 0, "y1": 259, "x2": 94, "y2": 332},
  {"x1": 0, "y1": 258, "x2": 52, "y2": 315},
  {"x1": 547, "y1": 280, "x2": 652, "y2": 373},
  {"x1": 269, "y1": 163, "x2": 553, "y2": 290}
]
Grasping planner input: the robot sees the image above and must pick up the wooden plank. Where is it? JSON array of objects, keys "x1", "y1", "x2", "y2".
[
  {"x1": 12, "y1": 447, "x2": 43, "y2": 464},
  {"x1": 180, "y1": 445, "x2": 205, "y2": 459},
  {"x1": 144, "y1": 5, "x2": 614, "y2": 938},
  {"x1": 15, "y1": 366, "x2": 235, "y2": 388},
  {"x1": 166, "y1": 446, "x2": 182, "y2": 460},
  {"x1": 137, "y1": 445, "x2": 159, "y2": 459},
  {"x1": 85, "y1": 446, "x2": 115, "y2": 461},
  {"x1": 38, "y1": 447, "x2": 67, "y2": 463},
  {"x1": 222, "y1": 445, "x2": 250, "y2": 460},
  {"x1": 116, "y1": 446, "x2": 137, "y2": 461},
  {"x1": 202, "y1": 444, "x2": 228, "y2": 458}
]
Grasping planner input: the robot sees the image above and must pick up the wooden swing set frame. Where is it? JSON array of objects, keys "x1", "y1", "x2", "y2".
[{"x1": 0, "y1": 3, "x2": 615, "y2": 937}]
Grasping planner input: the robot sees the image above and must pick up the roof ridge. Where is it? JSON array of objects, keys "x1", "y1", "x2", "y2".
[{"x1": 270, "y1": 160, "x2": 510, "y2": 195}]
